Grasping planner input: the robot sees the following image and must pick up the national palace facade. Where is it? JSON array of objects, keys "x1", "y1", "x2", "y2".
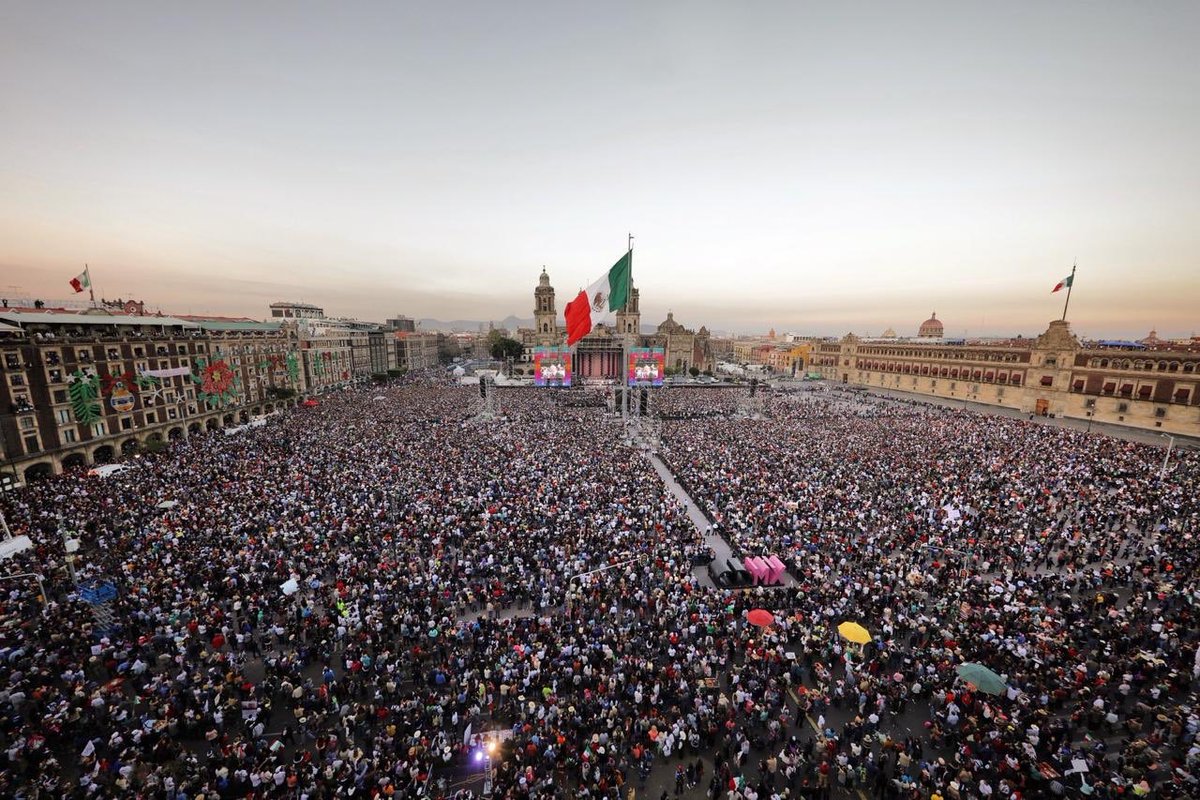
[{"x1": 812, "y1": 319, "x2": 1200, "y2": 436}]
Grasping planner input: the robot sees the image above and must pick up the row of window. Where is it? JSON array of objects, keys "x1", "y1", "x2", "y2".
[
  {"x1": 1083, "y1": 358, "x2": 1196, "y2": 373},
  {"x1": 857, "y1": 349, "x2": 1027, "y2": 363},
  {"x1": 1071, "y1": 380, "x2": 1193, "y2": 403},
  {"x1": 1, "y1": 344, "x2": 208, "y2": 370},
  {"x1": 857, "y1": 363, "x2": 1026, "y2": 384}
]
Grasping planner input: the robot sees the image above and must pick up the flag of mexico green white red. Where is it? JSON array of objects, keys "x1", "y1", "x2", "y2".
[
  {"x1": 564, "y1": 251, "x2": 632, "y2": 345},
  {"x1": 1051, "y1": 274, "x2": 1073, "y2": 293},
  {"x1": 69, "y1": 269, "x2": 91, "y2": 293}
]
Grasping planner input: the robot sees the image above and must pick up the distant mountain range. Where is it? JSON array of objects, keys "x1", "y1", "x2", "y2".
[
  {"x1": 416, "y1": 315, "x2": 533, "y2": 332},
  {"x1": 418, "y1": 315, "x2": 657, "y2": 335}
]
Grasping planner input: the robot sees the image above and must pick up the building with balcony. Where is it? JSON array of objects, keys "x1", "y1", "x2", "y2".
[
  {"x1": 811, "y1": 319, "x2": 1200, "y2": 436},
  {"x1": 0, "y1": 308, "x2": 301, "y2": 482}
]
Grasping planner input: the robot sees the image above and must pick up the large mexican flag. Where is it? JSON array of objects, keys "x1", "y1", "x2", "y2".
[{"x1": 564, "y1": 251, "x2": 632, "y2": 345}]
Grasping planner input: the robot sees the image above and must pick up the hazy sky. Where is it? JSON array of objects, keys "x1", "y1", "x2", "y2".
[{"x1": 2, "y1": 2, "x2": 1198, "y2": 338}]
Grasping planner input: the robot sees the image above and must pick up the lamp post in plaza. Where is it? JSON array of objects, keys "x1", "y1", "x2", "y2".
[
  {"x1": 1159, "y1": 434, "x2": 1176, "y2": 481},
  {"x1": 56, "y1": 516, "x2": 79, "y2": 584}
]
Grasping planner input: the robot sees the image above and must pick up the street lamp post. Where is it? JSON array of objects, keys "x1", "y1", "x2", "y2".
[
  {"x1": 1159, "y1": 434, "x2": 1176, "y2": 481},
  {"x1": 57, "y1": 517, "x2": 78, "y2": 584}
]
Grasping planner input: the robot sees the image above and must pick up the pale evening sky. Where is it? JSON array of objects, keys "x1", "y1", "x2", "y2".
[{"x1": 1, "y1": 2, "x2": 1198, "y2": 339}]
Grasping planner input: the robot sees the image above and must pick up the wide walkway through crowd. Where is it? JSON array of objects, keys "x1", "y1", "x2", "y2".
[{"x1": 0, "y1": 376, "x2": 1196, "y2": 800}]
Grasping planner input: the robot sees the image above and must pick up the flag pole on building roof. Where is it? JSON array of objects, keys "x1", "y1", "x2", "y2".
[{"x1": 1061, "y1": 261, "x2": 1076, "y2": 322}]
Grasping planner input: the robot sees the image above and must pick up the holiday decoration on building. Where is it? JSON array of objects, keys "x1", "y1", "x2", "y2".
[
  {"x1": 103, "y1": 372, "x2": 138, "y2": 412},
  {"x1": 259, "y1": 353, "x2": 300, "y2": 389},
  {"x1": 67, "y1": 369, "x2": 102, "y2": 424},
  {"x1": 192, "y1": 357, "x2": 239, "y2": 406},
  {"x1": 312, "y1": 351, "x2": 333, "y2": 378},
  {"x1": 135, "y1": 373, "x2": 164, "y2": 405}
]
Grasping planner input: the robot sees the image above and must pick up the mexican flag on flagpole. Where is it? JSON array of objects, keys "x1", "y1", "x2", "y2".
[
  {"x1": 69, "y1": 268, "x2": 91, "y2": 294},
  {"x1": 1051, "y1": 274, "x2": 1073, "y2": 293},
  {"x1": 564, "y1": 251, "x2": 632, "y2": 345}
]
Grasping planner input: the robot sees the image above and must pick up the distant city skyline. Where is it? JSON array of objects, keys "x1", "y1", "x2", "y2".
[{"x1": 2, "y1": 3, "x2": 1197, "y2": 339}]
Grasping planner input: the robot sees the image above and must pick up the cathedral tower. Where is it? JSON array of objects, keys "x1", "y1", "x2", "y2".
[
  {"x1": 615, "y1": 286, "x2": 640, "y2": 337},
  {"x1": 534, "y1": 268, "x2": 558, "y2": 344}
]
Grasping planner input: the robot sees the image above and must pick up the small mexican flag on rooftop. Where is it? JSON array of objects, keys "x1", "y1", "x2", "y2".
[
  {"x1": 1051, "y1": 274, "x2": 1073, "y2": 293},
  {"x1": 564, "y1": 251, "x2": 632, "y2": 345},
  {"x1": 69, "y1": 268, "x2": 91, "y2": 294}
]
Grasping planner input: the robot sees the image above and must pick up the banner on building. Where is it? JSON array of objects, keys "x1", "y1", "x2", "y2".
[{"x1": 139, "y1": 366, "x2": 193, "y2": 379}]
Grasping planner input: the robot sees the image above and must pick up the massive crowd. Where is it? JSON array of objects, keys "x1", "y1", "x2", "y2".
[
  {"x1": 660, "y1": 387, "x2": 1200, "y2": 798},
  {"x1": 0, "y1": 377, "x2": 1196, "y2": 799}
]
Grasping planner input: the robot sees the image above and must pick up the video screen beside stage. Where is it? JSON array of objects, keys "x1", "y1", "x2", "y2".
[
  {"x1": 627, "y1": 347, "x2": 665, "y2": 386},
  {"x1": 533, "y1": 347, "x2": 572, "y2": 387}
]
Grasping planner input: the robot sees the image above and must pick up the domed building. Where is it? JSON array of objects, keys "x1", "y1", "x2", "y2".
[
  {"x1": 646, "y1": 312, "x2": 713, "y2": 373},
  {"x1": 517, "y1": 268, "x2": 714, "y2": 379},
  {"x1": 918, "y1": 312, "x2": 944, "y2": 338}
]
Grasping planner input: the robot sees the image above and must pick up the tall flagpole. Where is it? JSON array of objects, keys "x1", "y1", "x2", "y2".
[
  {"x1": 623, "y1": 234, "x2": 634, "y2": 423},
  {"x1": 1061, "y1": 261, "x2": 1076, "y2": 322}
]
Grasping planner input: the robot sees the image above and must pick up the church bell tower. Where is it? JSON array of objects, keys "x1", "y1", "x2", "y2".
[
  {"x1": 534, "y1": 267, "x2": 558, "y2": 344},
  {"x1": 615, "y1": 286, "x2": 640, "y2": 339}
]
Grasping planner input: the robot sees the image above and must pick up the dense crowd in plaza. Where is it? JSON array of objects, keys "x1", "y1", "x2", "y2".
[
  {"x1": 660, "y1": 388, "x2": 1200, "y2": 798},
  {"x1": 0, "y1": 377, "x2": 1196, "y2": 799}
]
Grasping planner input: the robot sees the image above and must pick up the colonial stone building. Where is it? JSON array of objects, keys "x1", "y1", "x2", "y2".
[
  {"x1": 811, "y1": 319, "x2": 1200, "y2": 436},
  {"x1": 392, "y1": 331, "x2": 441, "y2": 371},
  {"x1": 0, "y1": 307, "x2": 304, "y2": 483},
  {"x1": 520, "y1": 269, "x2": 712, "y2": 379},
  {"x1": 532, "y1": 268, "x2": 560, "y2": 346},
  {"x1": 267, "y1": 301, "x2": 361, "y2": 392},
  {"x1": 644, "y1": 312, "x2": 713, "y2": 374}
]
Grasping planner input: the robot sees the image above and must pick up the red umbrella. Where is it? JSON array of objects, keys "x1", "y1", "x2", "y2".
[
  {"x1": 746, "y1": 609, "x2": 775, "y2": 627},
  {"x1": 302, "y1": 399, "x2": 319, "y2": 407}
]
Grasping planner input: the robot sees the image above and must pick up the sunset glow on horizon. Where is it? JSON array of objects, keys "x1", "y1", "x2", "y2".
[{"x1": 2, "y1": 3, "x2": 1197, "y2": 338}]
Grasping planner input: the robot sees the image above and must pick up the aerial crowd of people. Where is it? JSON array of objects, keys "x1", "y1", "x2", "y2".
[{"x1": 0, "y1": 375, "x2": 1196, "y2": 800}]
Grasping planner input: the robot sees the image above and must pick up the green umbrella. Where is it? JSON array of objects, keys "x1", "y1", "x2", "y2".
[{"x1": 956, "y1": 662, "x2": 1006, "y2": 695}]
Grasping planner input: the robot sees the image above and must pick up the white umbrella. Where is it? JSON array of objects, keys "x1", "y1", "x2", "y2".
[{"x1": 155, "y1": 500, "x2": 179, "y2": 509}]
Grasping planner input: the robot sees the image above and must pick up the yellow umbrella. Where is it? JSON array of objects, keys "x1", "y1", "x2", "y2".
[{"x1": 838, "y1": 621, "x2": 871, "y2": 645}]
